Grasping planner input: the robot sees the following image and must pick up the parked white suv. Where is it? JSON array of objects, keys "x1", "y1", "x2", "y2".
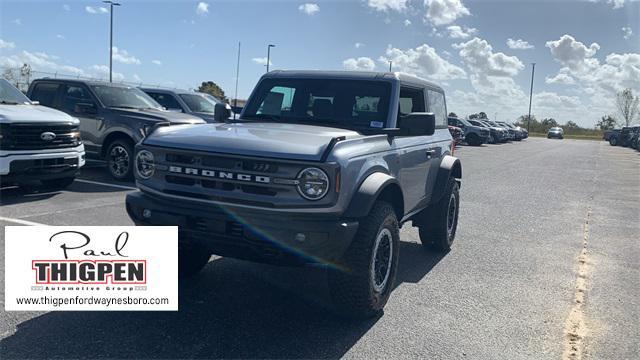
[{"x1": 0, "y1": 78, "x2": 85, "y2": 189}]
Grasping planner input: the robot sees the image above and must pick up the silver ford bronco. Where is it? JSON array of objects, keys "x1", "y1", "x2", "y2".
[{"x1": 126, "y1": 71, "x2": 462, "y2": 318}]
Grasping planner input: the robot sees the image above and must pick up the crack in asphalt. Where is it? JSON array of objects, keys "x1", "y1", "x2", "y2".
[{"x1": 563, "y1": 205, "x2": 593, "y2": 360}]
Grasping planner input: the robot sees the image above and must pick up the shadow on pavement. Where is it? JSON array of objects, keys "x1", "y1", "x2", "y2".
[{"x1": 0, "y1": 241, "x2": 446, "y2": 359}]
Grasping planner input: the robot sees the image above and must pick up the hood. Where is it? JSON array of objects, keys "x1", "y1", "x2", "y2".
[
  {"x1": 191, "y1": 112, "x2": 217, "y2": 123},
  {"x1": 109, "y1": 108, "x2": 205, "y2": 125},
  {"x1": 143, "y1": 122, "x2": 363, "y2": 161},
  {"x1": 0, "y1": 104, "x2": 78, "y2": 124}
]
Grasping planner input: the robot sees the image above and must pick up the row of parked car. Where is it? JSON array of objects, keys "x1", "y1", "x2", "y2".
[
  {"x1": 604, "y1": 125, "x2": 640, "y2": 151},
  {"x1": 447, "y1": 116, "x2": 529, "y2": 146},
  {"x1": 0, "y1": 77, "x2": 235, "y2": 188}
]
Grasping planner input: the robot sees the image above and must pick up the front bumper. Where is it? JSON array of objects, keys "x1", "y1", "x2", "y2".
[
  {"x1": 126, "y1": 191, "x2": 359, "y2": 265},
  {"x1": 0, "y1": 145, "x2": 85, "y2": 183},
  {"x1": 548, "y1": 133, "x2": 563, "y2": 138}
]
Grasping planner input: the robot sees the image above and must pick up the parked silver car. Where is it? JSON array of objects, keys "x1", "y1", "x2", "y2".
[{"x1": 141, "y1": 88, "x2": 232, "y2": 123}]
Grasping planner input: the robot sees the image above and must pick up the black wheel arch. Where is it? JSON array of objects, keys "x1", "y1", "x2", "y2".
[
  {"x1": 101, "y1": 130, "x2": 137, "y2": 158},
  {"x1": 431, "y1": 155, "x2": 462, "y2": 204},
  {"x1": 344, "y1": 172, "x2": 404, "y2": 221}
]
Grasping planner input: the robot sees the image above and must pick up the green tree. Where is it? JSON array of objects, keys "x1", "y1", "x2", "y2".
[
  {"x1": 616, "y1": 88, "x2": 639, "y2": 126},
  {"x1": 197, "y1": 81, "x2": 226, "y2": 101},
  {"x1": 541, "y1": 118, "x2": 558, "y2": 131},
  {"x1": 564, "y1": 120, "x2": 579, "y2": 130},
  {"x1": 596, "y1": 115, "x2": 617, "y2": 130},
  {"x1": 448, "y1": 112, "x2": 458, "y2": 118},
  {"x1": 478, "y1": 111, "x2": 488, "y2": 119}
]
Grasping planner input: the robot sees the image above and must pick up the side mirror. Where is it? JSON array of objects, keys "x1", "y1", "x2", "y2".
[
  {"x1": 214, "y1": 103, "x2": 232, "y2": 122},
  {"x1": 398, "y1": 112, "x2": 436, "y2": 136},
  {"x1": 74, "y1": 102, "x2": 97, "y2": 115}
]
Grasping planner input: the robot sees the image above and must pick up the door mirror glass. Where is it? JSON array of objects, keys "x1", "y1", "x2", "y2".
[{"x1": 398, "y1": 112, "x2": 436, "y2": 136}]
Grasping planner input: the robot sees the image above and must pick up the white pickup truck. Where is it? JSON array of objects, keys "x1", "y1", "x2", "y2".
[{"x1": 0, "y1": 78, "x2": 85, "y2": 189}]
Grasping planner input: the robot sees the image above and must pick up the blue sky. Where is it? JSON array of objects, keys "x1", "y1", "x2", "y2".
[{"x1": 1, "y1": 0, "x2": 638, "y2": 127}]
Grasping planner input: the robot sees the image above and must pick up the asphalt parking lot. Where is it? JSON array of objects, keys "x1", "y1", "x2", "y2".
[{"x1": 1, "y1": 137, "x2": 638, "y2": 359}]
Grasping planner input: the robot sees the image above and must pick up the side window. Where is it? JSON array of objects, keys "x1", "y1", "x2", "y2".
[
  {"x1": 30, "y1": 83, "x2": 60, "y2": 107},
  {"x1": 257, "y1": 86, "x2": 296, "y2": 116},
  {"x1": 398, "y1": 87, "x2": 425, "y2": 120},
  {"x1": 148, "y1": 92, "x2": 182, "y2": 111},
  {"x1": 427, "y1": 90, "x2": 447, "y2": 127},
  {"x1": 62, "y1": 85, "x2": 93, "y2": 113}
]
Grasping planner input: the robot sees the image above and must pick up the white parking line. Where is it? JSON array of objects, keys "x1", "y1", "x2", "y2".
[
  {"x1": 0, "y1": 216, "x2": 47, "y2": 226},
  {"x1": 74, "y1": 179, "x2": 137, "y2": 191}
]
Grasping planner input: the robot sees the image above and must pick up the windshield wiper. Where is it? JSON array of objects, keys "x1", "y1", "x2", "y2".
[
  {"x1": 238, "y1": 114, "x2": 282, "y2": 122},
  {"x1": 109, "y1": 106, "x2": 142, "y2": 110},
  {"x1": 0, "y1": 100, "x2": 19, "y2": 105}
]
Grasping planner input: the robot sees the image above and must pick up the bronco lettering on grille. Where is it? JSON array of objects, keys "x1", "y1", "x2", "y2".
[{"x1": 168, "y1": 166, "x2": 271, "y2": 184}]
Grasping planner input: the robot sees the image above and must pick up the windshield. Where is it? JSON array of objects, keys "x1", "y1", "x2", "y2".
[
  {"x1": 180, "y1": 93, "x2": 217, "y2": 113},
  {"x1": 468, "y1": 120, "x2": 485, "y2": 127},
  {"x1": 91, "y1": 85, "x2": 162, "y2": 110},
  {"x1": 0, "y1": 78, "x2": 31, "y2": 104},
  {"x1": 242, "y1": 78, "x2": 392, "y2": 130}
]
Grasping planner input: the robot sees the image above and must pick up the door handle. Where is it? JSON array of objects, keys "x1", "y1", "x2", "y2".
[{"x1": 426, "y1": 149, "x2": 436, "y2": 158}]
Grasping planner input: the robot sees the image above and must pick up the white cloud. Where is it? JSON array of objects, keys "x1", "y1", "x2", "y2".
[
  {"x1": 196, "y1": 2, "x2": 209, "y2": 16},
  {"x1": 404, "y1": 19, "x2": 412, "y2": 26},
  {"x1": 425, "y1": 0, "x2": 470, "y2": 26},
  {"x1": 534, "y1": 91, "x2": 582, "y2": 109},
  {"x1": 507, "y1": 38, "x2": 534, "y2": 50},
  {"x1": 343, "y1": 57, "x2": 376, "y2": 71},
  {"x1": 454, "y1": 37, "x2": 524, "y2": 77},
  {"x1": 252, "y1": 57, "x2": 272, "y2": 66},
  {"x1": 355, "y1": 42, "x2": 365, "y2": 48},
  {"x1": 545, "y1": 70, "x2": 576, "y2": 85},
  {"x1": 12, "y1": 19, "x2": 22, "y2": 25},
  {"x1": 446, "y1": 25, "x2": 477, "y2": 39},
  {"x1": 111, "y1": 47, "x2": 141, "y2": 65},
  {"x1": 367, "y1": 0, "x2": 408, "y2": 12},
  {"x1": 608, "y1": 0, "x2": 625, "y2": 9},
  {"x1": 622, "y1": 26, "x2": 633, "y2": 40},
  {"x1": 545, "y1": 34, "x2": 600, "y2": 72},
  {"x1": 0, "y1": 39, "x2": 16, "y2": 49},
  {"x1": 56, "y1": 34, "x2": 65, "y2": 40},
  {"x1": 86, "y1": 6, "x2": 108, "y2": 14},
  {"x1": 132, "y1": 74, "x2": 142, "y2": 82},
  {"x1": 63, "y1": 4, "x2": 70, "y2": 11},
  {"x1": 152, "y1": 60, "x2": 162, "y2": 66},
  {"x1": 91, "y1": 64, "x2": 124, "y2": 81},
  {"x1": 378, "y1": 43, "x2": 467, "y2": 80},
  {"x1": 0, "y1": 50, "x2": 85, "y2": 76},
  {"x1": 298, "y1": 3, "x2": 320, "y2": 15}
]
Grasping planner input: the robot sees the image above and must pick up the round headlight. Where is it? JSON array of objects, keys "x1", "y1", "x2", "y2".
[
  {"x1": 296, "y1": 167, "x2": 330, "y2": 200},
  {"x1": 135, "y1": 150, "x2": 155, "y2": 179}
]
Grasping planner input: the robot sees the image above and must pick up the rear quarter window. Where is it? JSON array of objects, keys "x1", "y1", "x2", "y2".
[
  {"x1": 30, "y1": 83, "x2": 60, "y2": 107},
  {"x1": 427, "y1": 90, "x2": 447, "y2": 127}
]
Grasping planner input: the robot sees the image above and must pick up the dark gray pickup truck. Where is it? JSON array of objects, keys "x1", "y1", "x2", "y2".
[{"x1": 126, "y1": 71, "x2": 462, "y2": 318}]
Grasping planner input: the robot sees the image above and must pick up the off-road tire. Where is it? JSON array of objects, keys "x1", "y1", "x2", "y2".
[
  {"x1": 106, "y1": 138, "x2": 134, "y2": 181},
  {"x1": 419, "y1": 177, "x2": 460, "y2": 252},
  {"x1": 466, "y1": 134, "x2": 482, "y2": 146},
  {"x1": 178, "y1": 243, "x2": 212, "y2": 277},
  {"x1": 609, "y1": 137, "x2": 618, "y2": 146},
  {"x1": 40, "y1": 177, "x2": 75, "y2": 190},
  {"x1": 328, "y1": 201, "x2": 399, "y2": 319}
]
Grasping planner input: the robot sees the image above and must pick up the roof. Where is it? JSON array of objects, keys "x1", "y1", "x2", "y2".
[
  {"x1": 139, "y1": 87, "x2": 200, "y2": 96},
  {"x1": 33, "y1": 78, "x2": 134, "y2": 88},
  {"x1": 264, "y1": 70, "x2": 444, "y2": 91}
]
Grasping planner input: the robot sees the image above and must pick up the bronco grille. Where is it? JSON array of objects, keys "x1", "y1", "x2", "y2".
[{"x1": 0, "y1": 123, "x2": 80, "y2": 151}]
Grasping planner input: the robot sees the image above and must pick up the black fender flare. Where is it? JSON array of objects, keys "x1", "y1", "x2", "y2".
[
  {"x1": 344, "y1": 172, "x2": 402, "y2": 219},
  {"x1": 431, "y1": 155, "x2": 462, "y2": 203}
]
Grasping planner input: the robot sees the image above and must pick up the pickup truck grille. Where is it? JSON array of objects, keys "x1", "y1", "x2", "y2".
[{"x1": 0, "y1": 123, "x2": 80, "y2": 151}]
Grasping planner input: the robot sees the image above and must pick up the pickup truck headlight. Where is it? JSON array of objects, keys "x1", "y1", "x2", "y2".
[
  {"x1": 296, "y1": 167, "x2": 329, "y2": 200},
  {"x1": 135, "y1": 150, "x2": 155, "y2": 179}
]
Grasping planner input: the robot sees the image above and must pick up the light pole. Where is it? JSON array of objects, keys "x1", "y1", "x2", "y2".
[
  {"x1": 103, "y1": 1, "x2": 121, "y2": 83},
  {"x1": 527, "y1": 63, "x2": 536, "y2": 132},
  {"x1": 389, "y1": 61, "x2": 392, "y2": 72},
  {"x1": 266, "y1": 44, "x2": 275, "y2": 73}
]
